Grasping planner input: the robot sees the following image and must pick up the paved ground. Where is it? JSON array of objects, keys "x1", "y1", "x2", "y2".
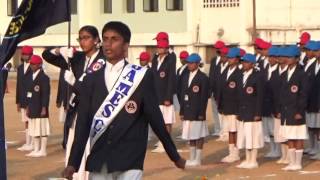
[{"x1": 3, "y1": 79, "x2": 320, "y2": 180}]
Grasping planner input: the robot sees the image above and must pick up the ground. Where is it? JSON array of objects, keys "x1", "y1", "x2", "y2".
[{"x1": 3, "y1": 80, "x2": 320, "y2": 180}]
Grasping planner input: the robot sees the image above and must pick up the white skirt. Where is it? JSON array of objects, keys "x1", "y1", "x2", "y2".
[
  {"x1": 21, "y1": 108, "x2": 28, "y2": 122},
  {"x1": 237, "y1": 121, "x2": 264, "y2": 149},
  {"x1": 182, "y1": 120, "x2": 209, "y2": 140},
  {"x1": 274, "y1": 118, "x2": 286, "y2": 143},
  {"x1": 283, "y1": 124, "x2": 308, "y2": 140},
  {"x1": 28, "y1": 118, "x2": 51, "y2": 137},
  {"x1": 306, "y1": 113, "x2": 320, "y2": 128},
  {"x1": 262, "y1": 117, "x2": 274, "y2": 136},
  {"x1": 159, "y1": 105, "x2": 176, "y2": 124},
  {"x1": 221, "y1": 115, "x2": 237, "y2": 132}
]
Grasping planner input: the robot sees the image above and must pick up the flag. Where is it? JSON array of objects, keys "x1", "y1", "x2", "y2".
[
  {"x1": 0, "y1": 0, "x2": 71, "y2": 67},
  {"x1": 0, "y1": 1, "x2": 70, "y2": 179}
]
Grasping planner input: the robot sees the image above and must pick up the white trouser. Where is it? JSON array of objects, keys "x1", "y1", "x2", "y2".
[
  {"x1": 211, "y1": 98, "x2": 221, "y2": 134},
  {"x1": 89, "y1": 164, "x2": 142, "y2": 180}
]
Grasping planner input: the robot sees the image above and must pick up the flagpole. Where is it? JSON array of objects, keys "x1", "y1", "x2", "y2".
[{"x1": 0, "y1": 70, "x2": 7, "y2": 180}]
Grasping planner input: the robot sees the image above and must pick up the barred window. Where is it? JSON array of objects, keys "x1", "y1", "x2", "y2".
[
  {"x1": 167, "y1": 0, "x2": 183, "y2": 11},
  {"x1": 203, "y1": 0, "x2": 240, "y2": 8},
  {"x1": 71, "y1": 0, "x2": 78, "y2": 14},
  {"x1": 127, "y1": 0, "x2": 135, "y2": 13},
  {"x1": 143, "y1": 0, "x2": 158, "y2": 12},
  {"x1": 104, "y1": 0, "x2": 112, "y2": 13}
]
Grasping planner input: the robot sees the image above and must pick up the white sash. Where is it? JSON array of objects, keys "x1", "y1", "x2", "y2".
[{"x1": 89, "y1": 63, "x2": 148, "y2": 148}]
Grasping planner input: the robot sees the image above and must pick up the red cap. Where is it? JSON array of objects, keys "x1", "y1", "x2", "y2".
[
  {"x1": 220, "y1": 47, "x2": 229, "y2": 55},
  {"x1": 240, "y1": 48, "x2": 246, "y2": 56},
  {"x1": 259, "y1": 41, "x2": 272, "y2": 49},
  {"x1": 29, "y1": 55, "x2": 43, "y2": 65},
  {"x1": 21, "y1": 45, "x2": 33, "y2": 55},
  {"x1": 157, "y1": 40, "x2": 169, "y2": 48},
  {"x1": 179, "y1": 51, "x2": 189, "y2": 59},
  {"x1": 254, "y1": 38, "x2": 264, "y2": 46},
  {"x1": 138, "y1": 52, "x2": 151, "y2": 62},
  {"x1": 299, "y1": 32, "x2": 311, "y2": 45},
  {"x1": 214, "y1": 40, "x2": 225, "y2": 49},
  {"x1": 153, "y1": 32, "x2": 169, "y2": 41}
]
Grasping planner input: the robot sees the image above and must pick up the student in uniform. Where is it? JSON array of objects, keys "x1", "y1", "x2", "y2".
[
  {"x1": 209, "y1": 40, "x2": 225, "y2": 137},
  {"x1": 236, "y1": 53, "x2": 264, "y2": 169},
  {"x1": 62, "y1": 21, "x2": 185, "y2": 180},
  {"x1": 138, "y1": 51, "x2": 151, "y2": 68},
  {"x1": 301, "y1": 41, "x2": 319, "y2": 156},
  {"x1": 180, "y1": 53, "x2": 209, "y2": 166},
  {"x1": 279, "y1": 45, "x2": 308, "y2": 171},
  {"x1": 151, "y1": 36, "x2": 177, "y2": 153},
  {"x1": 176, "y1": 50, "x2": 189, "y2": 104},
  {"x1": 218, "y1": 48, "x2": 242, "y2": 163},
  {"x1": 25, "y1": 55, "x2": 50, "y2": 157},
  {"x1": 16, "y1": 45, "x2": 34, "y2": 152},
  {"x1": 42, "y1": 25, "x2": 104, "y2": 180},
  {"x1": 56, "y1": 69, "x2": 70, "y2": 124},
  {"x1": 310, "y1": 43, "x2": 320, "y2": 159},
  {"x1": 262, "y1": 46, "x2": 281, "y2": 158}
]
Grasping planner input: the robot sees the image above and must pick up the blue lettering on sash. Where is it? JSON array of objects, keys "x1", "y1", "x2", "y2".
[
  {"x1": 102, "y1": 104, "x2": 115, "y2": 118},
  {"x1": 116, "y1": 82, "x2": 131, "y2": 96},
  {"x1": 110, "y1": 91, "x2": 125, "y2": 106},
  {"x1": 93, "y1": 119, "x2": 104, "y2": 137},
  {"x1": 123, "y1": 69, "x2": 136, "y2": 83}
]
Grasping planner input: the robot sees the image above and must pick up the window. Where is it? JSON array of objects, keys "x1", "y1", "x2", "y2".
[
  {"x1": 127, "y1": 0, "x2": 135, "y2": 13},
  {"x1": 167, "y1": 0, "x2": 183, "y2": 11},
  {"x1": 70, "y1": 0, "x2": 77, "y2": 14},
  {"x1": 7, "y1": 0, "x2": 17, "y2": 16},
  {"x1": 104, "y1": 0, "x2": 112, "y2": 13},
  {"x1": 143, "y1": 0, "x2": 158, "y2": 12},
  {"x1": 203, "y1": 0, "x2": 240, "y2": 8}
]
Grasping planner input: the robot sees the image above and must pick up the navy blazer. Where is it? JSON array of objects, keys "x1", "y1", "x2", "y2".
[
  {"x1": 217, "y1": 66, "x2": 242, "y2": 115},
  {"x1": 26, "y1": 70, "x2": 50, "y2": 118},
  {"x1": 269, "y1": 67, "x2": 287, "y2": 115},
  {"x1": 68, "y1": 65, "x2": 181, "y2": 173},
  {"x1": 279, "y1": 66, "x2": 308, "y2": 125},
  {"x1": 176, "y1": 65, "x2": 189, "y2": 104},
  {"x1": 304, "y1": 61, "x2": 318, "y2": 112},
  {"x1": 16, "y1": 64, "x2": 32, "y2": 108},
  {"x1": 208, "y1": 56, "x2": 220, "y2": 98},
  {"x1": 237, "y1": 70, "x2": 264, "y2": 122},
  {"x1": 151, "y1": 53, "x2": 176, "y2": 105},
  {"x1": 179, "y1": 70, "x2": 209, "y2": 120}
]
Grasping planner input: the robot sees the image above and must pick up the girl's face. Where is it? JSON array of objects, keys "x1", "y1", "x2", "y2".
[
  {"x1": 241, "y1": 61, "x2": 254, "y2": 71},
  {"x1": 30, "y1": 64, "x2": 41, "y2": 72},
  {"x1": 78, "y1": 30, "x2": 99, "y2": 54},
  {"x1": 228, "y1": 58, "x2": 239, "y2": 66},
  {"x1": 187, "y1": 62, "x2": 198, "y2": 72},
  {"x1": 268, "y1": 56, "x2": 278, "y2": 66}
]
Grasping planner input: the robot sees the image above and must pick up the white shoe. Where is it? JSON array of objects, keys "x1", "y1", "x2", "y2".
[
  {"x1": 243, "y1": 162, "x2": 258, "y2": 169},
  {"x1": 24, "y1": 144, "x2": 34, "y2": 151},
  {"x1": 276, "y1": 158, "x2": 289, "y2": 164},
  {"x1": 282, "y1": 164, "x2": 295, "y2": 171},
  {"x1": 236, "y1": 161, "x2": 249, "y2": 168},
  {"x1": 264, "y1": 136, "x2": 270, "y2": 143},
  {"x1": 151, "y1": 146, "x2": 165, "y2": 153},
  {"x1": 25, "y1": 150, "x2": 38, "y2": 157},
  {"x1": 221, "y1": 155, "x2": 240, "y2": 163},
  {"x1": 186, "y1": 160, "x2": 197, "y2": 166},
  {"x1": 17, "y1": 144, "x2": 31, "y2": 151},
  {"x1": 211, "y1": 132, "x2": 220, "y2": 137},
  {"x1": 282, "y1": 164, "x2": 301, "y2": 171}
]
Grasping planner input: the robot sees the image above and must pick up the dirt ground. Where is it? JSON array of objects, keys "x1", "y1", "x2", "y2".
[{"x1": 3, "y1": 79, "x2": 320, "y2": 180}]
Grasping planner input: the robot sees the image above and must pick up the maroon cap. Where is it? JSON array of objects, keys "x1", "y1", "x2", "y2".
[
  {"x1": 153, "y1": 32, "x2": 169, "y2": 41},
  {"x1": 21, "y1": 45, "x2": 33, "y2": 55},
  {"x1": 299, "y1": 32, "x2": 311, "y2": 45},
  {"x1": 138, "y1": 52, "x2": 151, "y2": 62},
  {"x1": 179, "y1": 51, "x2": 189, "y2": 59},
  {"x1": 220, "y1": 47, "x2": 229, "y2": 55},
  {"x1": 157, "y1": 40, "x2": 169, "y2": 48},
  {"x1": 214, "y1": 40, "x2": 225, "y2": 49}
]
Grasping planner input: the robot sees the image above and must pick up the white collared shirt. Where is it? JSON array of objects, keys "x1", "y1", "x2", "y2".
[
  {"x1": 279, "y1": 65, "x2": 288, "y2": 75},
  {"x1": 178, "y1": 64, "x2": 187, "y2": 75},
  {"x1": 188, "y1": 69, "x2": 198, "y2": 87},
  {"x1": 216, "y1": 56, "x2": 221, "y2": 66},
  {"x1": 299, "y1": 52, "x2": 306, "y2": 66},
  {"x1": 32, "y1": 69, "x2": 41, "y2": 80},
  {"x1": 304, "y1": 57, "x2": 316, "y2": 72},
  {"x1": 157, "y1": 55, "x2": 167, "y2": 70},
  {"x1": 84, "y1": 50, "x2": 99, "y2": 72},
  {"x1": 263, "y1": 58, "x2": 269, "y2": 69},
  {"x1": 243, "y1": 69, "x2": 253, "y2": 87},
  {"x1": 268, "y1": 64, "x2": 278, "y2": 80},
  {"x1": 256, "y1": 54, "x2": 261, "y2": 61},
  {"x1": 226, "y1": 66, "x2": 237, "y2": 80},
  {"x1": 24, "y1": 62, "x2": 29, "y2": 74},
  {"x1": 287, "y1": 65, "x2": 297, "y2": 82},
  {"x1": 315, "y1": 61, "x2": 320, "y2": 75},
  {"x1": 105, "y1": 59, "x2": 125, "y2": 92},
  {"x1": 220, "y1": 62, "x2": 228, "y2": 74}
]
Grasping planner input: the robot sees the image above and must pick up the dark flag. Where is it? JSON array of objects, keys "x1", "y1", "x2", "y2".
[
  {"x1": 0, "y1": 0, "x2": 70, "y2": 179},
  {"x1": 0, "y1": 0, "x2": 71, "y2": 67}
]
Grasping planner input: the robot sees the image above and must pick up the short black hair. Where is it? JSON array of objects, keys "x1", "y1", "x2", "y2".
[{"x1": 102, "y1": 21, "x2": 131, "y2": 43}]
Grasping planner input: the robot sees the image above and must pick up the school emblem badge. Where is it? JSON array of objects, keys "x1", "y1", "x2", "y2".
[
  {"x1": 125, "y1": 100, "x2": 137, "y2": 114},
  {"x1": 193, "y1": 85, "x2": 200, "y2": 93},
  {"x1": 92, "y1": 62, "x2": 102, "y2": 72},
  {"x1": 229, "y1": 81, "x2": 236, "y2": 89},
  {"x1": 160, "y1": 71, "x2": 166, "y2": 78},
  {"x1": 291, "y1": 85, "x2": 298, "y2": 93},
  {"x1": 246, "y1": 86, "x2": 254, "y2": 94},
  {"x1": 34, "y1": 85, "x2": 40, "y2": 92}
]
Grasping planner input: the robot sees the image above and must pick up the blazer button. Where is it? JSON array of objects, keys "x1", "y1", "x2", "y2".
[
  {"x1": 109, "y1": 125, "x2": 114, "y2": 129},
  {"x1": 107, "y1": 140, "x2": 112, "y2": 144}
]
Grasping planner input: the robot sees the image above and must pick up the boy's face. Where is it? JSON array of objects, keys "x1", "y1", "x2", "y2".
[
  {"x1": 228, "y1": 57, "x2": 239, "y2": 66},
  {"x1": 30, "y1": 64, "x2": 41, "y2": 72},
  {"x1": 268, "y1": 56, "x2": 278, "y2": 66},
  {"x1": 102, "y1": 30, "x2": 128, "y2": 61},
  {"x1": 139, "y1": 60, "x2": 148, "y2": 67},
  {"x1": 157, "y1": 47, "x2": 168, "y2": 55},
  {"x1": 241, "y1": 61, "x2": 254, "y2": 71},
  {"x1": 286, "y1": 57, "x2": 297, "y2": 66},
  {"x1": 187, "y1": 62, "x2": 198, "y2": 71},
  {"x1": 180, "y1": 58, "x2": 186, "y2": 65},
  {"x1": 21, "y1": 54, "x2": 31, "y2": 63}
]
